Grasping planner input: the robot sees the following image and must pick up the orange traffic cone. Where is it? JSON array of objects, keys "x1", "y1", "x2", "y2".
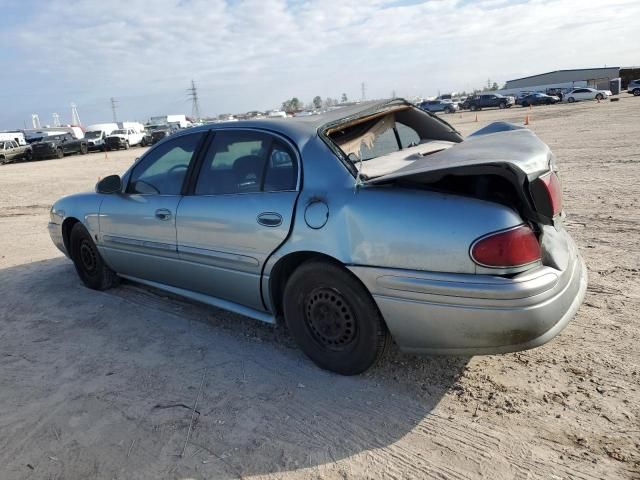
[
  {"x1": 474, "y1": 114, "x2": 478, "y2": 122},
  {"x1": 524, "y1": 115, "x2": 530, "y2": 125}
]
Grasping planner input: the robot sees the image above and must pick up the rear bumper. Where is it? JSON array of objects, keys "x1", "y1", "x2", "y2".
[{"x1": 348, "y1": 239, "x2": 587, "y2": 355}]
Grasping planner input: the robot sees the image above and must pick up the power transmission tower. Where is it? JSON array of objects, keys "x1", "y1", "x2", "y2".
[
  {"x1": 361, "y1": 82, "x2": 366, "y2": 101},
  {"x1": 187, "y1": 80, "x2": 201, "y2": 121},
  {"x1": 71, "y1": 103, "x2": 81, "y2": 126},
  {"x1": 52, "y1": 113, "x2": 61, "y2": 127},
  {"x1": 111, "y1": 97, "x2": 118, "y2": 123},
  {"x1": 31, "y1": 114, "x2": 41, "y2": 129}
]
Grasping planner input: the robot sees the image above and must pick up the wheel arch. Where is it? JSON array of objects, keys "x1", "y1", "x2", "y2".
[
  {"x1": 266, "y1": 250, "x2": 382, "y2": 324},
  {"x1": 61, "y1": 217, "x2": 81, "y2": 254}
]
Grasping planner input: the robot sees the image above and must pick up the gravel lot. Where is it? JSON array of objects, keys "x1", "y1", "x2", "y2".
[{"x1": 1, "y1": 97, "x2": 638, "y2": 479}]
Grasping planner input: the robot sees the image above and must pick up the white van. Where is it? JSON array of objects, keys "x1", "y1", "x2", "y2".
[{"x1": 85, "y1": 123, "x2": 119, "y2": 151}]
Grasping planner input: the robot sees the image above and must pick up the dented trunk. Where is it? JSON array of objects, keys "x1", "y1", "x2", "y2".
[{"x1": 365, "y1": 123, "x2": 559, "y2": 226}]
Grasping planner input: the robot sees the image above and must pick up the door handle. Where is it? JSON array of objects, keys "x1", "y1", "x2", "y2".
[
  {"x1": 257, "y1": 212, "x2": 282, "y2": 227},
  {"x1": 155, "y1": 209, "x2": 172, "y2": 221}
]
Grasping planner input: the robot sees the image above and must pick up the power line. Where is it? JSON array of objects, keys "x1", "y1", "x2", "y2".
[
  {"x1": 111, "y1": 97, "x2": 118, "y2": 123},
  {"x1": 187, "y1": 80, "x2": 201, "y2": 121}
]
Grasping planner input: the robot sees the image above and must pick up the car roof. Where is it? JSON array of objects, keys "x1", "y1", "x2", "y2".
[{"x1": 180, "y1": 99, "x2": 410, "y2": 145}]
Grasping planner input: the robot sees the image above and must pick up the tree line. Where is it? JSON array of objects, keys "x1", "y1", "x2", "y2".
[{"x1": 281, "y1": 93, "x2": 349, "y2": 113}]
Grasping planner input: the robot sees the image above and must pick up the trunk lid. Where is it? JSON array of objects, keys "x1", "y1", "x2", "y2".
[{"x1": 365, "y1": 123, "x2": 558, "y2": 226}]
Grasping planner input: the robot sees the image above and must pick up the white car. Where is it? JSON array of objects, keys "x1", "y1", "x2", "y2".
[{"x1": 565, "y1": 88, "x2": 612, "y2": 103}]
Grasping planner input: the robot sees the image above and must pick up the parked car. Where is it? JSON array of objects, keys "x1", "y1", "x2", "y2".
[
  {"x1": 150, "y1": 126, "x2": 179, "y2": 144},
  {"x1": 48, "y1": 99, "x2": 587, "y2": 375},
  {"x1": 565, "y1": 88, "x2": 612, "y2": 103},
  {"x1": 0, "y1": 140, "x2": 32, "y2": 164},
  {"x1": 466, "y1": 94, "x2": 515, "y2": 111},
  {"x1": 418, "y1": 100, "x2": 459, "y2": 114},
  {"x1": 627, "y1": 79, "x2": 640, "y2": 96},
  {"x1": 31, "y1": 133, "x2": 88, "y2": 160},
  {"x1": 105, "y1": 128, "x2": 145, "y2": 150},
  {"x1": 85, "y1": 123, "x2": 119, "y2": 151},
  {"x1": 519, "y1": 93, "x2": 560, "y2": 107}
]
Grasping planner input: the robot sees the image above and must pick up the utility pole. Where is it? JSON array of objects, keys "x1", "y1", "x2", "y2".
[
  {"x1": 361, "y1": 82, "x2": 366, "y2": 101},
  {"x1": 70, "y1": 103, "x2": 81, "y2": 126},
  {"x1": 52, "y1": 113, "x2": 61, "y2": 127},
  {"x1": 187, "y1": 80, "x2": 201, "y2": 121},
  {"x1": 110, "y1": 97, "x2": 118, "y2": 123}
]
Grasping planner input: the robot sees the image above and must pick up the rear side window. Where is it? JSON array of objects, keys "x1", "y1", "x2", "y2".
[
  {"x1": 195, "y1": 131, "x2": 298, "y2": 194},
  {"x1": 127, "y1": 132, "x2": 203, "y2": 195}
]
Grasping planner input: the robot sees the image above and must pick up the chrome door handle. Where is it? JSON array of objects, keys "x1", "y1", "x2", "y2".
[
  {"x1": 155, "y1": 209, "x2": 172, "y2": 221},
  {"x1": 257, "y1": 212, "x2": 282, "y2": 227}
]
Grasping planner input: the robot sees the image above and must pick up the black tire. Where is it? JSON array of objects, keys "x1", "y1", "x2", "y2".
[
  {"x1": 69, "y1": 223, "x2": 119, "y2": 290},
  {"x1": 56, "y1": 148, "x2": 64, "y2": 159},
  {"x1": 80, "y1": 143, "x2": 88, "y2": 155},
  {"x1": 0, "y1": 155, "x2": 5, "y2": 165},
  {"x1": 283, "y1": 260, "x2": 390, "y2": 375},
  {"x1": 24, "y1": 149, "x2": 32, "y2": 161},
  {"x1": 522, "y1": 102, "x2": 529, "y2": 108},
  {"x1": 634, "y1": 89, "x2": 640, "y2": 97},
  {"x1": 568, "y1": 97, "x2": 575, "y2": 103},
  {"x1": 595, "y1": 93, "x2": 603, "y2": 101},
  {"x1": 124, "y1": 141, "x2": 130, "y2": 150},
  {"x1": 470, "y1": 105, "x2": 477, "y2": 111},
  {"x1": 498, "y1": 102, "x2": 506, "y2": 109}
]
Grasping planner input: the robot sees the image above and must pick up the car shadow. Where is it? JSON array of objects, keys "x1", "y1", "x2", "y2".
[{"x1": 0, "y1": 258, "x2": 470, "y2": 479}]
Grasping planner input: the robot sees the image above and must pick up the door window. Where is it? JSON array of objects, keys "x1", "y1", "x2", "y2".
[
  {"x1": 195, "y1": 131, "x2": 271, "y2": 195},
  {"x1": 127, "y1": 132, "x2": 204, "y2": 195},
  {"x1": 263, "y1": 141, "x2": 298, "y2": 191}
]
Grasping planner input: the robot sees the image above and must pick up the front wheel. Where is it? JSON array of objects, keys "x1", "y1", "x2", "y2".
[
  {"x1": 470, "y1": 105, "x2": 477, "y2": 111},
  {"x1": 56, "y1": 148, "x2": 64, "y2": 159},
  {"x1": 70, "y1": 223, "x2": 119, "y2": 290},
  {"x1": 498, "y1": 102, "x2": 506, "y2": 109},
  {"x1": 283, "y1": 261, "x2": 390, "y2": 375},
  {"x1": 634, "y1": 89, "x2": 640, "y2": 97},
  {"x1": 80, "y1": 144, "x2": 88, "y2": 155},
  {"x1": 124, "y1": 141, "x2": 130, "y2": 150},
  {"x1": 24, "y1": 149, "x2": 32, "y2": 161},
  {"x1": 595, "y1": 93, "x2": 603, "y2": 101},
  {"x1": 568, "y1": 97, "x2": 575, "y2": 103}
]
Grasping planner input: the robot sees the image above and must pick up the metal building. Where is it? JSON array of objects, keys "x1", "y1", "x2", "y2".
[{"x1": 505, "y1": 67, "x2": 621, "y2": 91}]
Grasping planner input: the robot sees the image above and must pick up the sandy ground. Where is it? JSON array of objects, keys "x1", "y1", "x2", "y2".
[{"x1": 0, "y1": 97, "x2": 638, "y2": 480}]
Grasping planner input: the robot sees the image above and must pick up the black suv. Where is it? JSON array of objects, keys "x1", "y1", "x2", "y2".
[
  {"x1": 31, "y1": 133, "x2": 88, "y2": 160},
  {"x1": 465, "y1": 94, "x2": 514, "y2": 111}
]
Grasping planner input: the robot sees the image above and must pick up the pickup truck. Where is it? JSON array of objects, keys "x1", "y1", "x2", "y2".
[
  {"x1": 31, "y1": 134, "x2": 88, "y2": 160},
  {"x1": 464, "y1": 94, "x2": 515, "y2": 111},
  {"x1": 105, "y1": 128, "x2": 145, "y2": 150},
  {"x1": 0, "y1": 140, "x2": 32, "y2": 164}
]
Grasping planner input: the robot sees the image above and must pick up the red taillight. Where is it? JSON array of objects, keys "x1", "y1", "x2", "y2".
[
  {"x1": 471, "y1": 225, "x2": 541, "y2": 268},
  {"x1": 540, "y1": 172, "x2": 563, "y2": 216}
]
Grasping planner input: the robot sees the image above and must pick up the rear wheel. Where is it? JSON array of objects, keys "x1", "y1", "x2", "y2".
[
  {"x1": 70, "y1": 223, "x2": 118, "y2": 290},
  {"x1": 634, "y1": 89, "x2": 640, "y2": 96},
  {"x1": 568, "y1": 97, "x2": 575, "y2": 103},
  {"x1": 595, "y1": 93, "x2": 603, "y2": 101},
  {"x1": 0, "y1": 155, "x2": 5, "y2": 165},
  {"x1": 80, "y1": 143, "x2": 88, "y2": 155},
  {"x1": 283, "y1": 261, "x2": 390, "y2": 375},
  {"x1": 56, "y1": 148, "x2": 64, "y2": 159}
]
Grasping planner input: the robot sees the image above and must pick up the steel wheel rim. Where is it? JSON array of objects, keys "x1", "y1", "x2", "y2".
[
  {"x1": 79, "y1": 240, "x2": 98, "y2": 274},
  {"x1": 304, "y1": 287, "x2": 357, "y2": 351}
]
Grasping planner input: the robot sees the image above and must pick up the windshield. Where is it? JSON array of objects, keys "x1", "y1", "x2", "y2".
[
  {"x1": 85, "y1": 131, "x2": 102, "y2": 139},
  {"x1": 112, "y1": 129, "x2": 126, "y2": 135}
]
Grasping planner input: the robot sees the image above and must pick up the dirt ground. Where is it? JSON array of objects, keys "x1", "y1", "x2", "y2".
[{"x1": 1, "y1": 96, "x2": 638, "y2": 480}]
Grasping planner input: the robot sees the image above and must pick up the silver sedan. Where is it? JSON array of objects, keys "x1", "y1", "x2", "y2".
[{"x1": 48, "y1": 100, "x2": 587, "y2": 375}]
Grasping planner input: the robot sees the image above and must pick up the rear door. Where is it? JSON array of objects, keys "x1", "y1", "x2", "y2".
[
  {"x1": 175, "y1": 129, "x2": 299, "y2": 310},
  {"x1": 99, "y1": 131, "x2": 205, "y2": 283}
]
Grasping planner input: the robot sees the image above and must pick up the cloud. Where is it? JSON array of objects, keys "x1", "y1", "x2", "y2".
[{"x1": 2, "y1": 0, "x2": 640, "y2": 126}]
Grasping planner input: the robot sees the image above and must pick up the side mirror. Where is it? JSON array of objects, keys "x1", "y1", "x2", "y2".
[{"x1": 96, "y1": 174, "x2": 122, "y2": 194}]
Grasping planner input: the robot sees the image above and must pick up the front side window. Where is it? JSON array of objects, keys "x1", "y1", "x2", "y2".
[{"x1": 127, "y1": 132, "x2": 203, "y2": 195}]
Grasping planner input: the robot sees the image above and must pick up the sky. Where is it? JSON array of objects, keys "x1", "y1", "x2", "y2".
[{"x1": 1, "y1": 0, "x2": 639, "y2": 128}]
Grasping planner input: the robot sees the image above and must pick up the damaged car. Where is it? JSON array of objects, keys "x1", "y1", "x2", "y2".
[{"x1": 48, "y1": 99, "x2": 587, "y2": 375}]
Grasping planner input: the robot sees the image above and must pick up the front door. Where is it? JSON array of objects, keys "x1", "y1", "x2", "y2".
[
  {"x1": 175, "y1": 130, "x2": 299, "y2": 311},
  {"x1": 98, "y1": 132, "x2": 205, "y2": 283}
]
